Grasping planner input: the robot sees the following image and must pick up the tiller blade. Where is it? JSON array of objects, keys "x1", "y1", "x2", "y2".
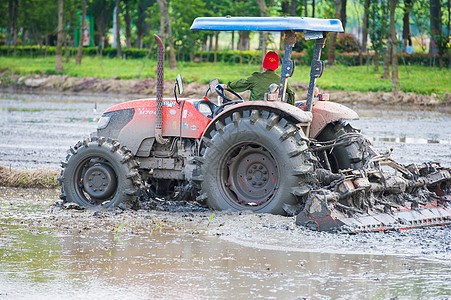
[{"x1": 296, "y1": 162, "x2": 451, "y2": 233}]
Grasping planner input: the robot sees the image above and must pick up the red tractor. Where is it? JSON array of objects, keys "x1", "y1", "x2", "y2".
[{"x1": 60, "y1": 17, "x2": 451, "y2": 232}]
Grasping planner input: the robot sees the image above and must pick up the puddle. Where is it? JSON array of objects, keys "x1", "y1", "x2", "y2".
[{"x1": 370, "y1": 136, "x2": 451, "y2": 145}]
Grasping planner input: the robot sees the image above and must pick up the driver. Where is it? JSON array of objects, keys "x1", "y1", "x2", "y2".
[{"x1": 225, "y1": 51, "x2": 296, "y2": 104}]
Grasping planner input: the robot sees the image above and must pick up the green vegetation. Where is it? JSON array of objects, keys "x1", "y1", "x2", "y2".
[
  {"x1": 0, "y1": 164, "x2": 59, "y2": 188},
  {"x1": 207, "y1": 213, "x2": 215, "y2": 227},
  {"x1": 1, "y1": 56, "x2": 449, "y2": 96}
]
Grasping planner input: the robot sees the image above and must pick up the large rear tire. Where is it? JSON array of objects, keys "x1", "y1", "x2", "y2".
[
  {"x1": 197, "y1": 109, "x2": 314, "y2": 215},
  {"x1": 60, "y1": 136, "x2": 142, "y2": 209},
  {"x1": 316, "y1": 121, "x2": 371, "y2": 173}
]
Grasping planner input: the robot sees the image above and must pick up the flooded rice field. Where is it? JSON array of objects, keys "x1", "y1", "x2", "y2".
[
  {"x1": 1, "y1": 91, "x2": 451, "y2": 299},
  {"x1": 1, "y1": 92, "x2": 450, "y2": 170}
]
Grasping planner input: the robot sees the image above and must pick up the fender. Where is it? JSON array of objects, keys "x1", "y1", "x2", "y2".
[
  {"x1": 199, "y1": 101, "x2": 313, "y2": 150},
  {"x1": 296, "y1": 101, "x2": 359, "y2": 138}
]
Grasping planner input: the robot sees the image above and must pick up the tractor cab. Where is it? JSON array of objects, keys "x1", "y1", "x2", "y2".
[{"x1": 190, "y1": 16, "x2": 344, "y2": 112}]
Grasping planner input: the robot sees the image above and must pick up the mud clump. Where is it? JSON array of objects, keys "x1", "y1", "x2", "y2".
[{"x1": 0, "y1": 164, "x2": 59, "y2": 188}]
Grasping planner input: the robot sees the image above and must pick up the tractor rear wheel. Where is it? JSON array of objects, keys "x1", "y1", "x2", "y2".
[
  {"x1": 316, "y1": 121, "x2": 371, "y2": 173},
  {"x1": 197, "y1": 109, "x2": 314, "y2": 215},
  {"x1": 60, "y1": 136, "x2": 142, "y2": 209}
]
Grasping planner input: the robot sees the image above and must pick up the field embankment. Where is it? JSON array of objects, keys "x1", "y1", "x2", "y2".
[
  {"x1": 0, "y1": 164, "x2": 59, "y2": 188},
  {"x1": 1, "y1": 71, "x2": 451, "y2": 111}
]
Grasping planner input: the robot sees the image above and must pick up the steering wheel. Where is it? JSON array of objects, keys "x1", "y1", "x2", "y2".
[
  {"x1": 215, "y1": 85, "x2": 244, "y2": 103},
  {"x1": 213, "y1": 101, "x2": 243, "y2": 117}
]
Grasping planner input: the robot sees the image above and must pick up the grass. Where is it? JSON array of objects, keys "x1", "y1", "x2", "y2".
[
  {"x1": 0, "y1": 164, "x2": 59, "y2": 188},
  {"x1": 1, "y1": 55, "x2": 450, "y2": 96}
]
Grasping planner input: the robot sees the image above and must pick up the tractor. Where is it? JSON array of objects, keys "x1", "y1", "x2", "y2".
[{"x1": 59, "y1": 17, "x2": 451, "y2": 232}]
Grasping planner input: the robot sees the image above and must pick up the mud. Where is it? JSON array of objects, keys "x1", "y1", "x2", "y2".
[
  {"x1": 1, "y1": 91, "x2": 451, "y2": 299},
  {"x1": 1, "y1": 90, "x2": 450, "y2": 172},
  {"x1": 1, "y1": 187, "x2": 450, "y2": 299}
]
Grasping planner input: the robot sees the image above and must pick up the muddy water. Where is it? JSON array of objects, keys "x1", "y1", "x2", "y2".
[
  {"x1": 351, "y1": 106, "x2": 451, "y2": 167},
  {"x1": 1, "y1": 92, "x2": 450, "y2": 170},
  {"x1": 1, "y1": 91, "x2": 451, "y2": 299},
  {"x1": 0, "y1": 92, "x2": 131, "y2": 170},
  {"x1": 1, "y1": 187, "x2": 450, "y2": 299}
]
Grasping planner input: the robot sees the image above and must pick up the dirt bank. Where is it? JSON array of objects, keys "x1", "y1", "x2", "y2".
[
  {"x1": 0, "y1": 164, "x2": 59, "y2": 188},
  {"x1": 2, "y1": 72, "x2": 450, "y2": 112}
]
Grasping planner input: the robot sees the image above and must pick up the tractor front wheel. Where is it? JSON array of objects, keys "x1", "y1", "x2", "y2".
[{"x1": 60, "y1": 136, "x2": 142, "y2": 209}]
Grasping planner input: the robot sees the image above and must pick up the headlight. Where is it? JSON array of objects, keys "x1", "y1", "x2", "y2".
[{"x1": 97, "y1": 115, "x2": 111, "y2": 129}]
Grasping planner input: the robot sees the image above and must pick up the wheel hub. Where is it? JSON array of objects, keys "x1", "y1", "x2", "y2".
[
  {"x1": 83, "y1": 163, "x2": 117, "y2": 199},
  {"x1": 226, "y1": 145, "x2": 278, "y2": 207},
  {"x1": 246, "y1": 163, "x2": 269, "y2": 187}
]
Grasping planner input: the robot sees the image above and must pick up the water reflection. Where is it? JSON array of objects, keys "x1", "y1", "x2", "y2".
[
  {"x1": 370, "y1": 136, "x2": 451, "y2": 144},
  {"x1": 1, "y1": 224, "x2": 450, "y2": 299}
]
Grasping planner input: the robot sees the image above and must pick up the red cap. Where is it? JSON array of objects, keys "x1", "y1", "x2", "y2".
[{"x1": 263, "y1": 51, "x2": 279, "y2": 70}]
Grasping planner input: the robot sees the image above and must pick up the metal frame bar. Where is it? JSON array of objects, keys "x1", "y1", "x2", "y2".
[{"x1": 305, "y1": 37, "x2": 326, "y2": 112}]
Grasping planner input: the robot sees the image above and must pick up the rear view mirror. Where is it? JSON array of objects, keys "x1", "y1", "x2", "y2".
[
  {"x1": 176, "y1": 74, "x2": 184, "y2": 95},
  {"x1": 209, "y1": 78, "x2": 219, "y2": 94}
]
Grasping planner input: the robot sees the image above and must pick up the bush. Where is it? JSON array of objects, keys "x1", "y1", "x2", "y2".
[
  {"x1": 1, "y1": 45, "x2": 449, "y2": 67},
  {"x1": 0, "y1": 45, "x2": 56, "y2": 56},
  {"x1": 293, "y1": 32, "x2": 308, "y2": 52},
  {"x1": 336, "y1": 33, "x2": 361, "y2": 52},
  {"x1": 335, "y1": 51, "x2": 451, "y2": 66}
]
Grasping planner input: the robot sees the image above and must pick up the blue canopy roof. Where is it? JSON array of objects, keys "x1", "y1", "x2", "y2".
[{"x1": 190, "y1": 17, "x2": 343, "y2": 33}]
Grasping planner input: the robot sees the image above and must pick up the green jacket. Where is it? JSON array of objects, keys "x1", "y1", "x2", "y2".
[{"x1": 227, "y1": 69, "x2": 295, "y2": 105}]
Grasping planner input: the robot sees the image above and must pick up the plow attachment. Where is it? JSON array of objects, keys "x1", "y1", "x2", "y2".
[{"x1": 296, "y1": 161, "x2": 451, "y2": 233}]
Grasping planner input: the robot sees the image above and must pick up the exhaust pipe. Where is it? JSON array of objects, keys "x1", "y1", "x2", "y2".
[{"x1": 154, "y1": 34, "x2": 169, "y2": 145}]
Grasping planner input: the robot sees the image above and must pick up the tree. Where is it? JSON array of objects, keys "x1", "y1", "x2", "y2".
[
  {"x1": 429, "y1": 0, "x2": 446, "y2": 68},
  {"x1": 291, "y1": 0, "x2": 296, "y2": 16},
  {"x1": 76, "y1": 0, "x2": 87, "y2": 65},
  {"x1": 156, "y1": 0, "x2": 166, "y2": 39},
  {"x1": 312, "y1": 0, "x2": 316, "y2": 17},
  {"x1": 88, "y1": 0, "x2": 115, "y2": 48},
  {"x1": 56, "y1": 0, "x2": 64, "y2": 71},
  {"x1": 402, "y1": 0, "x2": 412, "y2": 53},
  {"x1": 170, "y1": 0, "x2": 207, "y2": 62},
  {"x1": 368, "y1": 0, "x2": 389, "y2": 72},
  {"x1": 156, "y1": 0, "x2": 176, "y2": 69},
  {"x1": 166, "y1": 0, "x2": 176, "y2": 69},
  {"x1": 390, "y1": 0, "x2": 399, "y2": 85},
  {"x1": 115, "y1": 0, "x2": 122, "y2": 57},
  {"x1": 281, "y1": 0, "x2": 290, "y2": 50},
  {"x1": 362, "y1": 0, "x2": 369, "y2": 52},
  {"x1": 224, "y1": 0, "x2": 259, "y2": 63},
  {"x1": 328, "y1": 0, "x2": 341, "y2": 65},
  {"x1": 380, "y1": 0, "x2": 391, "y2": 79},
  {"x1": 256, "y1": 0, "x2": 269, "y2": 68},
  {"x1": 20, "y1": 0, "x2": 58, "y2": 55},
  {"x1": 135, "y1": 1, "x2": 153, "y2": 48},
  {"x1": 340, "y1": 0, "x2": 347, "y2": 31},
  {"x1": 124, "y1": 0, "x2": 132, "y2": 49},
  {"x1": 64, "y1": 0, "x2": 78, "y2": 62},
  {"x1": 4, "y1": 0, "x2": 13, "y2": 47},
  {"x1": 429, "y1": 0, "x2": 441, "y2": 54},
  {"x1": 4, "y1": 0, "x2": 19, "y2": 54}
]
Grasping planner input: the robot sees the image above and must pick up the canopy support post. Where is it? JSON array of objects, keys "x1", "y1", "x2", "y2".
[
  {"x1": 278, "y1": 30, "x2": 296, "y2": 102},
  {"x1": 305, "y1": 35, "x2": 326, "y2": 112}
]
